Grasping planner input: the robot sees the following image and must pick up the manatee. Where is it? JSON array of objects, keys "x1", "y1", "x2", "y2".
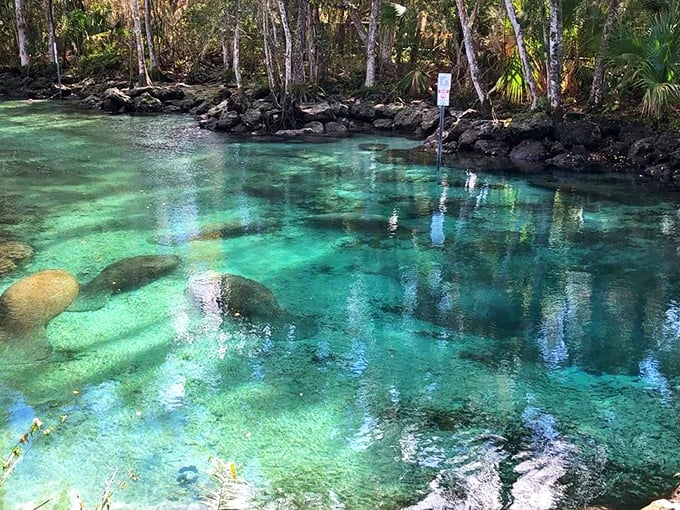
[
  {"x1": 150, "y1": 219, "x2": 281, "y2": 246},
  {"x1": 304, "y1": 213, "x2": 395, "y2": 233},
  {"x1": 0, "y1": 269, "x2": 79, "y2": 361},
  {"x1": 69, "y1": 254, "x2": 181, "y2": 312},
  {"x1": 186, "y1": 271, "x2": 316, "y2": 340},
  {"x1": 0, "y1": 241, "x2": 34, "y2": 277}
]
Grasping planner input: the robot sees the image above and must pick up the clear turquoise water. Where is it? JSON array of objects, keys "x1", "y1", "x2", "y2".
[{"x1": 1, "y1": 101, "x2": 680, "y2": 509}]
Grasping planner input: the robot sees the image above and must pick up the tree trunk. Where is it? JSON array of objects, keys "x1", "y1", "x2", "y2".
[
  {"x1": 504, "y1": 0, "x2": 539, "y2": 108},
  {"x1": 46, "y1": 0, "x2": 57, "y2": 65},
  {"x1": 343, "y1": 1, "x2": 368, "y2": 44},
  {"x1": 454, "y1": 0, "x2": 487, "y2": 104},
  {"x1": 233, "y1": 16, "x2": 242, "y2": 90},
  {"x1": 364, "y1": 0, "x2": 379, "y2": 87},
  {"x1": 261, "y1": 4, "x2": 277, "y2": 93},
  {"x1": 306, "y1": 4, "x2": 320, "y2": 84},
  {"x1": 130, "y1": 0, "x2": 151, "y2": 86},
  {"x1": 14, "y1": 0, "x2": 30, "y2": 68},
  {"x1": 547, "y1": 0, "x2": 563, "y2": 111},
  {"x1": 589, "y1": 0, "x2": 621, "y2": 106},
  {"x1": 221, "y1": 8, "x2": 231, "y2": 71},
  {"x1": 277, "y1": 0, "x2": 293, "y2": 96},
  {"x1": 144, "y1": 0, "x2": 160, "y2": 78},
  {"x1": 293, "y1": 0, "x2": 307, "y2": 85}
]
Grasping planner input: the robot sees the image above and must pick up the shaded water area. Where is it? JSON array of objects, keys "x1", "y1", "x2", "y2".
[{"x1": 1, "y1": 101, "x2": 680, "y2": 509}]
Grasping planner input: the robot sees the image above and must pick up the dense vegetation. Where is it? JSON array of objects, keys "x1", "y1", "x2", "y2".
[{"x1": 2, "y1": 0, "x2": 680, "y2": 119}]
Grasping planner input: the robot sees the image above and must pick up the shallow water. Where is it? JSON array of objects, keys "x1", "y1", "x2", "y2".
[{"x1": 1, "y1": 101, "x2": 680, "y2": 509}]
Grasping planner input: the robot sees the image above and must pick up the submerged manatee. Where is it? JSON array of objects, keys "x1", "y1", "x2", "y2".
[
  {"x1": 187, "y1": 271, "x2": 316, "y2": 340},
  {"x1": 150, "y1": 219, "x2": 282, "y2": 246},
  {"x1": 69, "y1": 254, "x2": 181, "y2": 312},
  {"x1": 304, "y1": 213, "x2": 396, "y2": 233},
  {"x1": 0, "y1": 269, "x2": 79, "y2": 361}
]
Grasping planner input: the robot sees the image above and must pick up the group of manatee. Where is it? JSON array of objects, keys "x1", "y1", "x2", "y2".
[
  {"x1": 0, "y1": 251, "x2": 315, "y2": 363},
  {"x1": 0, "y1": 210, "x2": 413, "y2": 363}
]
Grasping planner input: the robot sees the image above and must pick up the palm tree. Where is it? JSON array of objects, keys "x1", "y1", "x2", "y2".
[
  {"x1": 589, "y1": 0, "x2": 622, "y2": 106},
  {"x1": 365, "y1": 0, "x2": 380, "y2": 87},
  {"x1": 454, "y1": 0, "x2": 487, "y2": 104},
  {"x1": 608, "y1": 2, "x2": 680, "y2": 118},
  {"x1": 504, "y1": 0, "x2": 540, "y2": 108},
  {"x1": 547, "y1": 0, "x2": 564, "y2": 110}
]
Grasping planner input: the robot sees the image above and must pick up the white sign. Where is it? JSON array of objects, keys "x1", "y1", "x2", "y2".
[{"x1": 437, "y1": 73, "x2": 452, "y2": 106}]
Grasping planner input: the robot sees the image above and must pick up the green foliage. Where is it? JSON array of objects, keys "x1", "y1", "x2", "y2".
[
  {"x1": 495, "y1": 52, "x2": 529, "y2": 104},
  {"x1": 396, "y1": 69, "x2": 432, "y2": 98},
  {"x1": 608, "y1": 2, "x2": 680, "y2": 118}
]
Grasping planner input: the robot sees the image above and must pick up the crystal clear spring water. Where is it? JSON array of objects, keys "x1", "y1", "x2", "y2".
[{"x1": 1, "y1": 101, "x2": 680, "y2": 510}]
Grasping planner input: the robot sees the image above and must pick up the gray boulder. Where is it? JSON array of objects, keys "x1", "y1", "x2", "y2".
[
  {"x1": 349, "y1": 100, "x2": 376, "y2": 121},
  {"x1": 299, "y1": 102, "x2": 335, "y2": 122},
  {"x1": 474, "y1": 139, "x2": 510, "y2": 157},
  {"x1": 510, "y1": 140, "x2": 550, "y2": 162},
  {"x1": 507, "y1": 113, "x2": 554, "y2": 142},
  {"x1": 101, "y1": 87, "x2": 133, "y2": 113},
  {"x1": 556, "y1": 120, "x2": 602, "y2": 148},
  {"x1": 215, "y1": 111, "x2": 241, "y2": 130},
  {"x1": 546, "y1": 152, "x2": 587, "y2": 169},
  {"x1": 628, "y1": 136, "x2": 658, "y2": 166},
  {"x1": 133, "y1": 92, "x2": 163, "y2": 113},
  {"x1": 393, "y1": 105, "x2": 425, "y2": 130},
  {"x1": 324, "y1": 121, "x2": 348, "y2": 136}
]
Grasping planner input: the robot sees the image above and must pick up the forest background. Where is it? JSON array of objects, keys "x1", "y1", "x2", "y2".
[{"x1": 1, "y1": 0, "x2": 679, "y2": 122}]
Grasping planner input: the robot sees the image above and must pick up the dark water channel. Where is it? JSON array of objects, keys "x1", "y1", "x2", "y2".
[{"x1": 0, "y1": 101, "x2": 679, "y2": 509}]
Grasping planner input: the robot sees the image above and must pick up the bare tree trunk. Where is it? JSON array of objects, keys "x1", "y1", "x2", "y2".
[
  {"x1": 380, "y1": 30, "x2": 394, "y2": 67},
  {"x1": 504, "y1": 0, "x2": 539, "y2": 108},
  {"x1": 221, "y1": 8, "x2": 231, "y2": 70},
  {"x1": 130, "y1": 0, "x2": 151, "y2": 86},
  {"x1": 589, "y1": 0, "x2": 621, "y2": 106},
  {"x1": 454, "y1": 0, "x2": 487, "y2": 104},
  {"x1": 261, "y1": 4, "x2": 277, "y2": 93},
  {"x1": 277, "y1": 0, "x2": 293, "y2": 96},
  {"x1": 293, "y1": 0, "x2": 307, "y2": 85},
  {"x1": 233, "y1": 15, "x2": 242, "y2": 90},
  {"x1": 306, "y1": 4, "x2": 319, "y2": 84},
  {"x1": 46, "y1": 0, "x2": 57, "y2": 64},
  {"x1": 364, "y1": 0, "x2": 379, "y2": 87},
  {"x1": 547, "y1": 0, "x2": 563, "y2": 110},
  {"x1": 343, "y1": 1, "x2": 368, "y2": 44},
  {"x1": 14, "y1": 0, "x2": 30, "y2": 68},
  {"x1": 144, "y1": 0, "x2": 160, "y2": 78}
]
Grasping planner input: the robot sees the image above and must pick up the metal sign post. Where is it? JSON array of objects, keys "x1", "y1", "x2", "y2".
[{"x1": 436, "y1": 73, "x2": 451, "y2": 170}]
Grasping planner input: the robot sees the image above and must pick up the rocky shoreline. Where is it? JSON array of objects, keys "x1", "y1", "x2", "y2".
[{"x1": 2, "y1": 70, "x2": 680, "y2": 191}]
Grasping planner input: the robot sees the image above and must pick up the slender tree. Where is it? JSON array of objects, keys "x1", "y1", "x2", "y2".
[
  {"x1": 454, "y1": 0, "x2": 487, "y2": 104},
  {"x1": 277, "y1": 0, "x2": 293, "y2": 96},
  {"x1": 364, "y1": 0, "x2": 379, "y2": 87},
  {"x1": 221, "y1": 8, "x2": 231, "y2": 70},
  {"x1": 260, "y1": 3, "x2": 277, "y2": 93},
  {"x1": 546, "y1": 0, "x2": 563, "y2": 110},
  {"x1": 46, "y1": 0, "x2": 57, "y2": 65},
  {"x1": 144, "y1": 0, "x2": 160, "y2": 79},
  {"x1": 233, "y1": 6, "x2": 242, "y2": 90},
  {"x1": 14, "y1": 0, "x2": 30, "y2": 67},
  {"x1": 589, "y1": 0, "x2": 621, "y2": 106},
  {"x1": 130, "y1": 0, "x2": 152, "y2": 86},
  {"x1": 293, "y1": 0, "x2": 308, "y2": 85},
  {"x1": 504, "y1": 0, "x2": 540, "y2": 108}
]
